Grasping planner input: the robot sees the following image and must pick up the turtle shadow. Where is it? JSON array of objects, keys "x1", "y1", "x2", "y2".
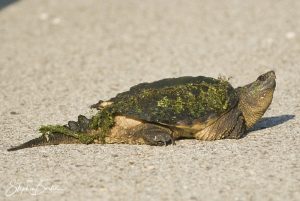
[
  {"x1": 0, "y1": 0, "x2": 19, "y2": 11},
  {"x1": 248, "y1": 114, "x2": 295, "y2": 132}
]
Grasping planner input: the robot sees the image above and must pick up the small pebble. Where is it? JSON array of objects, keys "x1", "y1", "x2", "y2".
[
  {"x1": 39, "y1": 13, "x2": 49, "y2": 20},
  {"x1": 285, "y1": 32, "x2": 296, "y2": 39},
  {"x1": 52, "y1": 17, "x2": 61, "y2": 25},
  {"x1": 265, "y1": 38, "x2": 274, "y2": 44}
]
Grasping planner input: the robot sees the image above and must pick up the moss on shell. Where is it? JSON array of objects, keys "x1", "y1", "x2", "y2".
[{"x1": 110, "y1": 77, "x2": 237, "y2": 125}]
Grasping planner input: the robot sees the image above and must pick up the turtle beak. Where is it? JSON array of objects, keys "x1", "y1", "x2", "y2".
[{"x1": 256, "y1": 71, "x2": 276, "y2": 90}]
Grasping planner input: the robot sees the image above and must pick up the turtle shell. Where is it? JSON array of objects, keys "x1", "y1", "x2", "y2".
[{"x1": 108, "y1": 76, "x2": 238, "y2": 130}]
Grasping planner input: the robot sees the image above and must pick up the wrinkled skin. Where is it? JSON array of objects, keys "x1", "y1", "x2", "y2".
[
  {"x1": 236, "y1": 71, "x2": 276, "y2": 128},
  {"x1": 7, "y1": 71, "x2": 276, "y2": 151}
]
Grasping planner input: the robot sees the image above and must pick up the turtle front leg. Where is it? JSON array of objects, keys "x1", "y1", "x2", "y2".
[{"x1": 195, "y1": 108, "x2": 247, "y2": 140}]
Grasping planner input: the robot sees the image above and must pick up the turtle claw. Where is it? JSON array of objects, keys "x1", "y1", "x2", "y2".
[
  {"x1": 144, "y1": 132, "x2": 174, "y2": 146},
  {"x1": 148, "y1": 133, "x2": 174, "y2": 146},
  {"x1": 155, "y1": 133, "x2": 174, "y2": 146}
]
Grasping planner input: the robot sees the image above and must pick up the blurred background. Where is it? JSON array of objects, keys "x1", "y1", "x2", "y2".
[
  {"x1": 1, "y1": 0, "x2": 299, "y2": 116},
  {"x1": 1, "y1": 1, "x2": 299, "y2": 201}
]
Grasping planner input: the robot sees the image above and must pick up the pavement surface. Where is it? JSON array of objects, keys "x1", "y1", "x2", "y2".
[{"x1": 0, "y1": 0, "x2": 299, "y2": 200}]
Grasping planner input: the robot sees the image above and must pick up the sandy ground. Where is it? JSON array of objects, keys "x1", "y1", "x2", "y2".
[{"x1": 1, "y1": 0, "x2": 300, "y2": 200}]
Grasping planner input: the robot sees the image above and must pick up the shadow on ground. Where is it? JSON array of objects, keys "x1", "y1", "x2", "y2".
[
  {"x1": 250, "y1": 114, "x2": 295, "y2": 132},
  {"x1": 0, "y1": 0, "x2": 19, "y2": 11}
]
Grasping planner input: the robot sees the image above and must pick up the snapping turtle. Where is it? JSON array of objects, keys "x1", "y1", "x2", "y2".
[{"x1": 8, "y1": 71, "x2": 276, "y2": 151}]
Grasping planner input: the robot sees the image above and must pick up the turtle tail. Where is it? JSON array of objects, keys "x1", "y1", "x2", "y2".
[
  {"x1": 7, "y1": 115, "x2": 93, "y2": 152},
  {"x1": 7, "y1": 110, "x2": 115, "y2": 151},
  {"x1": 7, "y1": 132, "x2": 80, "y2": 151}
]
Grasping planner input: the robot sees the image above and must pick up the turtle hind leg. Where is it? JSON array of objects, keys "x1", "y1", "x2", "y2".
[
  {"x1": 131, "y1": 123, "x2": 175, "y2": 146},
  {"x1": 7, "y1": 132, "x2": 80, "y2": 151}
]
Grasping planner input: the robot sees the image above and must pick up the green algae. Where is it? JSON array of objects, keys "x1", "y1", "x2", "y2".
[
  {"x1": 39, "y1": 125, "x2": 95, "y2": 144},
  {"x1": 91, "y1": 108, "x2": 115, "y2": 143},
  {"x1": 39, "y1": 108, "x2": 115, "y2": 144},
  {"x1": 157, "y1": 96, "x2": 171, "y2": 108},
  {"x1": 110, "y1": 77, "x2": 237, "y2": 125}
]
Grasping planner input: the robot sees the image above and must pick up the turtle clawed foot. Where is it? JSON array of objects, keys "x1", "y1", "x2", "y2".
[
  {"x1": 152, "y1": 133, "x2": 175, "y2": 146},
  {"x1": 144, "y1": 132, "x2": 175, "y2": 146},
  {"x1": 67, "y1": 115, "x2": 91, "y2": 132}
]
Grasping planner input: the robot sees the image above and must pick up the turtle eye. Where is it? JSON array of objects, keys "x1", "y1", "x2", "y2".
[{"x1": 257, "y1": 75, "x2": 266, "y2": 81}]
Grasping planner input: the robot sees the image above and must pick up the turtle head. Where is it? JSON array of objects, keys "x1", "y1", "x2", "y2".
[{"x1": 236, "y1": 71, "x2": 276, "y2": 129}]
